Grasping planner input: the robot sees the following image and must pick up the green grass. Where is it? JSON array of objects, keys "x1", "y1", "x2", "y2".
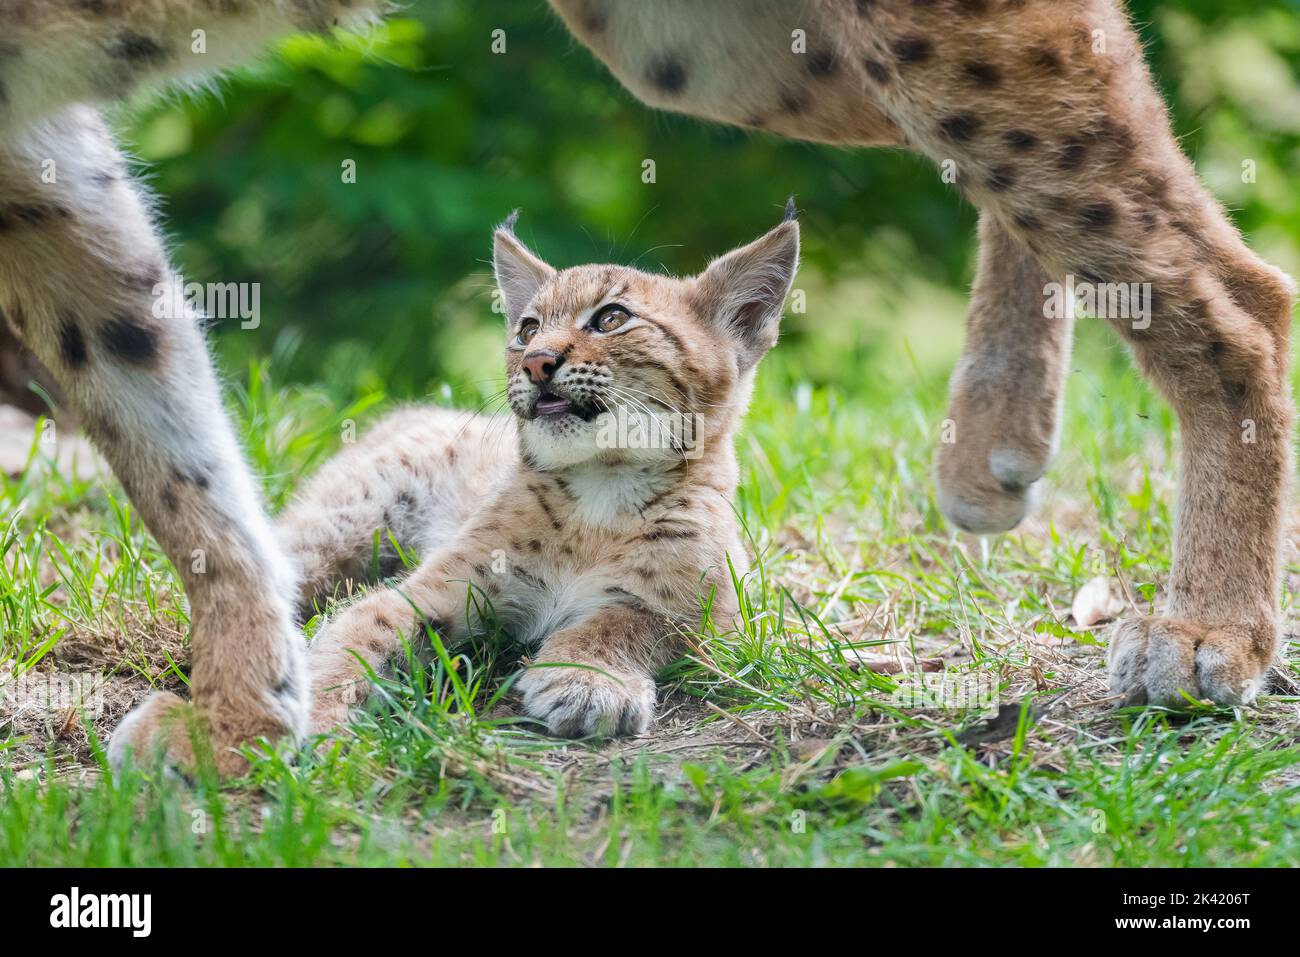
[{"x1": 1, "y1": 317, "x2": 1298, "y2": 867}]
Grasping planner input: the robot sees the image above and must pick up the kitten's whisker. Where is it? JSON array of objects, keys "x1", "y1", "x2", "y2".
[{"x1": 604, "y1": 386, "x2": 692, "y2": 463}]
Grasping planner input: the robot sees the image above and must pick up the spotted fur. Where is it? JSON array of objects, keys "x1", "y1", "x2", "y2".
[
  {"x1": 551, "y1": 0, "x2": 1296, "y2": 708},
  {"x1": 0, "y1": 0, "x2": 1288, "y2": 773},
  {"x1": 283, "y1": 216, "x2": 798, "y2": 737}
]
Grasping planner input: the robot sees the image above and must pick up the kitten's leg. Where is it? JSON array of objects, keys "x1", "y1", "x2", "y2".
[
  {"x1": 304, "y1": 547, "x2": 482, "y2": 733},
  {"x1": 936, "y1": 214, "x2": 1072, "y2": 533},
  {"x1": 824, "y1": 0, "x2": 1293, "y2": 706},
  {"x1": 305, "y1": 531, "x2": 670, "y2": 737},
  {"x1": 0, "y1": 1, "x2": 385, "y2": 136},
  {"x1": 276, "y1": 408, "x2": 507, "y2": 619},
  {"x1": 517, "y1": 605, "x2": 671, "y2": 738},
  {"x1": 0, "y1": 108, "x2": 306, "y2": 773}
]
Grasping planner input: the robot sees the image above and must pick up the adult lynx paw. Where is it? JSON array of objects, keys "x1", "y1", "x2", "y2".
[
  {"x1": 518, "y1": 664, "x2": 655, "y2": 738},
  {"x1": 108, "y1": 682, "x2": 308, "y2": 777},
  {"x1": 107, "y1": 692, "x2": 196, "y2": 772},
  {"x1": 1108, "y1": 617, "x2": 1275, "y2": 708}
]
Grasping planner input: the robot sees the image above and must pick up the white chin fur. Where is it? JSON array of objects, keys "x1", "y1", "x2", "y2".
[
  {"x1": 520, "y1": 410, "x2": 687, "y2": 471},
  {"x1": 520, "y1": 414, "x2": 604, "y2": 469}
]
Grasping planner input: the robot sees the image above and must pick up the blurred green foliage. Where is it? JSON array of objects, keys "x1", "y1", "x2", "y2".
[{"x1": 117, "y1": 0, "x2": 1300, "y2": 400}]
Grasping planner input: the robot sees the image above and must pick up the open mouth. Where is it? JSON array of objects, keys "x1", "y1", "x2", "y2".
[
  {"x1": 531, "y1": 387, "x2": 597, "y2": 422},
  {"x1": 535, "y1": 390, "x2": 572, "y2": 417}
]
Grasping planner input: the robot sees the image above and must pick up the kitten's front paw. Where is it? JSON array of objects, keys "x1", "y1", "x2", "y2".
[
  {"x1": 517, "y1": 663, "x2": 655, "y2": 738},
  {"x1": 1109, "y1": 617, "x2": 1274, "y2": 708}
]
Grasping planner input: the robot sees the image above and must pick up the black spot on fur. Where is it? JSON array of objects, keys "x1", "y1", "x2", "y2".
[
  {"x1": 646, "y1": 54, "x2": 687, "y2": 95},
  {"x1": 863, "y1": 58, "x2": 892, "y2": 84},
  {"x1": 1013, "y1": 212, "x2": 1043, "y2": 232},
  {"x1": 273, "y1": 674, "x2": 296, "y2": 698},
  {"x1": 108, "y1": 31, "x2": 170, "y2": 64},
  {"x1": 1003, "y1": 129, "x2": 1037, "y2": 152},
  {"x1": 126, "y1": 273, "x2": 162, "y2": 295},
  {"x1": 807, "y1": 48, "x2": 840, "y2": 78},
  {"x1": 892, "y1": 36, "x2": 933, "y2": 64},
  {"x1": 0, "y1": 203, "x2": 69, "y2": 231},
  {"x1": 1098, "y1": 118, "x2": 1138, "y2": 157},
  {"x1": 780, "y1": 87, "x2": 811, "y2": 115},
  {"x1": 997, "y1": 475, "x2": 1027, "y2": 494},
  {"x1": 854, "y1": 0, "x2": 876, "y2": 17},
  {"x1": 1030, "y1": 45, "x2": 1064, "y2": 74},
  {"x1": 987, "y1": 165, "x2": 1017, "y2": 191},
  {"x1": 59, "y1": 318, "x2": 88, "y2": 369},
  {"x1": 84, "y1": 414, "x2": 122, "y2": 446},
  {"x1": 579, "y1": 1, "x2": 607, "y2": 33},
  {"x1": 1079, "y1": 201, "x2": 1117, "y2": 231},
  {"x1": 100, "y1": 316, "x2": 159, "y2": 364},
  {"x1": 1057, "y1": 138, "x2": 1088, "y2": 171},
  {"x1": 641, "y1": 524, "x2": 699, "y2": 542},
  {"x1": 172, "y1": 466, "x2": 211, "y2": 491},
  {"x1": 963, "y1": 61, "x2": 1001, "y2": 87},
  {"x1": 939, "y1": 113, "x2": 981, "y2": 142}
]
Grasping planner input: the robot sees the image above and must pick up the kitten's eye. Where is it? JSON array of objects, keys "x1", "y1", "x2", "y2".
[
  {"x1": 516, "y1": 318, "x2": 540, "y2": 346},
  {"x1": 590, "y1": 305, "x2": 631, "y2": 333}
]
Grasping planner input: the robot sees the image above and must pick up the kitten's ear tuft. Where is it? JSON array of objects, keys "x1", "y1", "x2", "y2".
[
  {"x1": 693, "y1": 217, "x2": 800, "y2": 371},
  {"x1": 493, "y1": 216, "x2": 554, "y2": 324},
  {"x1": 783, "y1": 196, "x2": 798, "y2": 223}
]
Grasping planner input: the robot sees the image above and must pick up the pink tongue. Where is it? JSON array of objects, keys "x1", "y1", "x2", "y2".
[{"x1": 536, "y1": 395, "x2": 572, "y2": 416}]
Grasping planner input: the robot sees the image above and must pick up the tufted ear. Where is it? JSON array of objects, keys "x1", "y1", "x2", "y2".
[
  {"x1": 693, "y1": 200, "x2": 800, "y2": 372},
  {"x1": 493, "y1": 211, "x2": 556, "y2": 324}
]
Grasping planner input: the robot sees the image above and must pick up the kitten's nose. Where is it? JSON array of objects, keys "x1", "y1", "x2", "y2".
[{"x1": 522, "y1": 349, "x2": 563, "y2": 384}]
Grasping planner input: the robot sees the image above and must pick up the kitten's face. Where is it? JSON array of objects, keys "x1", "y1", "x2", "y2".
[{"x1": 494, "y1": 215, "x2": 799, "y2": 470}]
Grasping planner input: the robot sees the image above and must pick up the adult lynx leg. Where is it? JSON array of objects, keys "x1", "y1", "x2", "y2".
[
  {"x1": 0, "y1": 108, "x2": 307, "y2": 771},
  {"x1": 0, "y1": 0, "x2": 392, "y2": 772},
  {"x1": 936, "y1": 214, "x2": 1072, "y2": 533},
  {"x1": 822, "y1": 0, "x2": 1293, "y2": 705},
  {"x1": 552, "y1": 0, "x2": 1290, "y2": 704}
]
